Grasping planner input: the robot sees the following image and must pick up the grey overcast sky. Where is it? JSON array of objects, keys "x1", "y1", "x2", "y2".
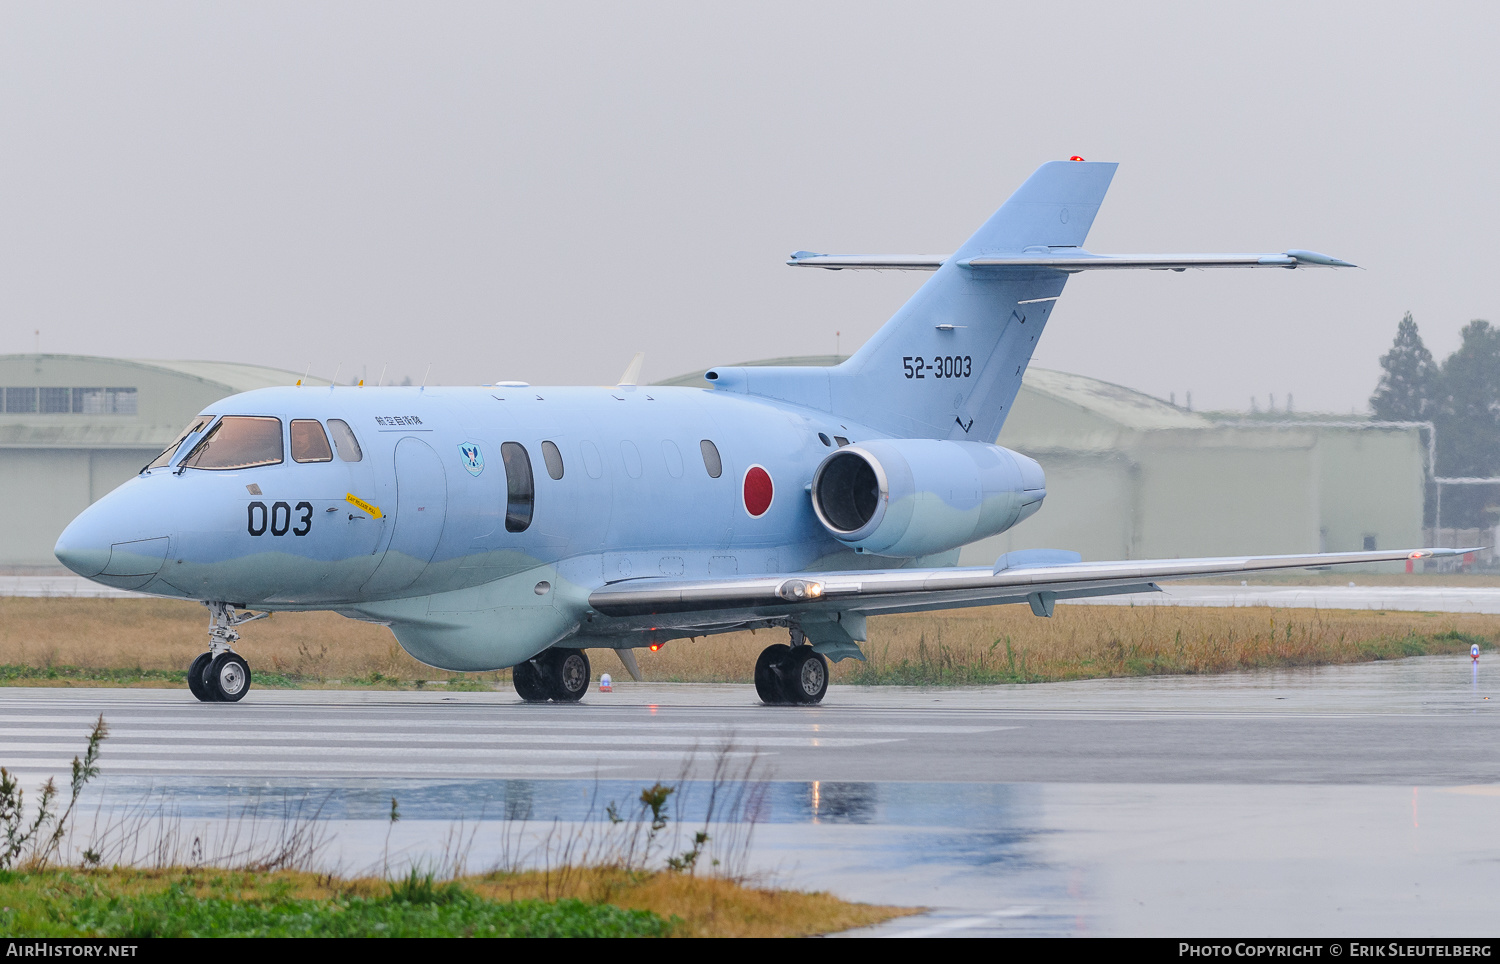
[{"x1": 1, "y1": 2, "x2": 1495, "y2": 412}]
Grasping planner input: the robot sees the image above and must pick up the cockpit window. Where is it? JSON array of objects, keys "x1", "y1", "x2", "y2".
[
  {"x1": 179, "y1": 416, "x2": 284, "y2": 470},
  {"x1": 327, "y1": 419, "x2": 363, "y2": 462},
  {"x1": 144, "y1": 415, "x2": 214, "y2": 471},
  {"x1": 290, "y1": 419, "x2": 334, "y2": 463}
]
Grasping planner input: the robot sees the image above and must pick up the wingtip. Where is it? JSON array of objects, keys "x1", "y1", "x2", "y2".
[{"x1": 1285, "y1": 249, "x2": 1359, "y2": 269}]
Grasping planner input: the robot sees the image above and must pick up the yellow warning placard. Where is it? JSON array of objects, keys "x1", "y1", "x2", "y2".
[{"x1": 345, "y1": 493, "x2": 383, "y2": 519}]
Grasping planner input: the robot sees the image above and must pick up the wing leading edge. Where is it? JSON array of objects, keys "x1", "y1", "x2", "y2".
[{"x1": 588, "y1": 548, "x2": 1466, "y2": 625}]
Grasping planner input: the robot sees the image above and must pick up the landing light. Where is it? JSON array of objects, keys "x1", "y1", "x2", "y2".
[
  {"x1": 649, "y1": 642, "x2": 664, "y2": 652},
  {"x1": 777, "y1": 578, "x2": 824, "y2": 601}
]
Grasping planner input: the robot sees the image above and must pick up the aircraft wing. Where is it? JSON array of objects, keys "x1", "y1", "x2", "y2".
[
  {"x1": 587, "y1": 547, "x2": 1462, "y2": 627},
  {"x1": 785, "y1": 249, "x2": 1356, "y2": 271}
]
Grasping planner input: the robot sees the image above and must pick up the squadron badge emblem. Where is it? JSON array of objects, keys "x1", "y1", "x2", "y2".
[{"x1": 459, "y1": 443, "x2": 485, "y2": 477}]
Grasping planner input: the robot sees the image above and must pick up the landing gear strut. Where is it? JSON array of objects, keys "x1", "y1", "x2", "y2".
[
  {"x1": 754, "y1": 628, "x2": 828, "y2": 705},
  {"x1": 187, "y1": 602, "x2": 266, "y2": 703},
  {"x1": 513, "y1": 648, "x2": 591, "y2": 703}
]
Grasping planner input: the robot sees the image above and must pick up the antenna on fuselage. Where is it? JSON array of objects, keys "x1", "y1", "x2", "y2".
[
  {"x1": 330, "y1": 364, "x2": 341, "y2": 391},
  {"x1": 420, "y1": 363, "x2": 432, "y2": 392},
  {"x1": 376, "y1": 363, "x2": 387, "y2": 387},
  {"x1": 617, "y1": 352, "x2": 645, "y2": 386},
  {"x1": 297, "y1": 362, "x2": 310, "y2": 387}
]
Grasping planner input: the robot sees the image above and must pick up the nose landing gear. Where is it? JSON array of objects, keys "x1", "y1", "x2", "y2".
[
  {"x1": 187, "y1": 602, "x2": 267, "y2": 703},
  {"x1": 512, "y1": 648, "x2": 591, "y2": 703},
  {"x1": 754, "y1": 627, "x2": 829, "y2": 705}
]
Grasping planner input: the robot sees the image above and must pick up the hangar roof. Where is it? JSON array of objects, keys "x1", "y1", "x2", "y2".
[
  {"x1": 0, "y1": 354, "x2": 325, "y2": 448},
  {"x1": 1014, "y1": 368, "x2": 1209, "y2": 432},
  {"x1": 654, "y1": 355, "x2": 1208, "y2": 433}
]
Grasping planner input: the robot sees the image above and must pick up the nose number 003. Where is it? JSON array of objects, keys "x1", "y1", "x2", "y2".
[{"x1": 247, "y1": 501, "x2": 313, "y2": 537}]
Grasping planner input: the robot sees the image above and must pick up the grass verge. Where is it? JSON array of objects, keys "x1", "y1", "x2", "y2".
[{"x1": 0, "y1": 867, "x2": 909, "y2": 938}]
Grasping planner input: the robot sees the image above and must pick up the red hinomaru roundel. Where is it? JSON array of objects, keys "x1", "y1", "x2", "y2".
[{"x1": 743, "y1": 465, "x2": 774, "y2": 517}]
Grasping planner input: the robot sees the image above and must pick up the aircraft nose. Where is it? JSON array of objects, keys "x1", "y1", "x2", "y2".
[
  {"x1": 54, "y1": 508, "x2": 113, "y2": 577},
  {"x1": 55, "y1": 485, "x2": 174, "y2": 587}
]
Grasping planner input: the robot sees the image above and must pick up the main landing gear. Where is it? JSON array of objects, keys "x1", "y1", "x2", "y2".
[
  {"x1": 187, "y1": 602, "x2": 267, "y2": 703},
  {"x1": 513, "y1": 648, "x2": 591, "y2": 703},
  {"x1": 754, "y1": 628, "x2": 829, "y2": 706}
]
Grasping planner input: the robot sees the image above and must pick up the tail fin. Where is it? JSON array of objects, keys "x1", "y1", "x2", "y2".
[
  {"x1": 833, "y1": 160, "x2": 1117, "y2": 439},
  {"x1": 706, "y1": 160, "x2": 1117, "y2": 440}
]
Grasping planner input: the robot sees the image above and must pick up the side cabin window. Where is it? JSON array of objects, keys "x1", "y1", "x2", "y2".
[
  {"x1": 290, "y1": 420, "x2": 333, "y2": 463},
  {"x1": 144, "y1": 415, "x2": 213, "y2": 471},
  {"x1": 327, "y1": 419, "x2": 363, "y2": 462},
  {"x1": 541, "y1": 440, "x2": 564, "y2": 480},
  {"x1": 180, "y1": 416, "x2": 283, "y2": 470},
  {"x1": 501, "y1": 441, "x2": 534, "y2": 533},
  {"x1": 699, "y1": 439, "x2": 722, "y2": 479}
]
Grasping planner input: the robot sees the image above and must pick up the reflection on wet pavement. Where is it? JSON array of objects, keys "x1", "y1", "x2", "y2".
[{"x1": 5, "y1": 653, "x2": 1497, "y2": 936}]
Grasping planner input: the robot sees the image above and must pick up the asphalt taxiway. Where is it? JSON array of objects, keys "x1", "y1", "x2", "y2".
[{"x1": 3, "y1": 656, "x2": 1497, "y2": 936}]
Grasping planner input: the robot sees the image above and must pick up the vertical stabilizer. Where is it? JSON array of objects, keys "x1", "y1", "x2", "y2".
[
  {"x1": 830, "y1": 160, "x2": 1117, "y2": 440},
  {"x1": 709, "y1": 161, "x2": 1118, "y2": 441}
]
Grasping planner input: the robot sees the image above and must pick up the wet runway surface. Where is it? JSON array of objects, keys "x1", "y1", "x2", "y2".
[{"x1": 4, "y1": 657, "x2": 1498, "y2": 936}]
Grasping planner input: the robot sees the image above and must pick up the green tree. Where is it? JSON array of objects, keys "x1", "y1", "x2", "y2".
[
  {"x1": 1434, "y1": 319, "x2": 1500, "y2": 527},
  {"x1": 1370, "y1": 313, "x2": 1437, "y2": 420}
]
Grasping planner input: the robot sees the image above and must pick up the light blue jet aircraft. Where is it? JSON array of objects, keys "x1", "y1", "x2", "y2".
[{"x1": 54, "y1": 159, "x2": 1454, "y2": 706}]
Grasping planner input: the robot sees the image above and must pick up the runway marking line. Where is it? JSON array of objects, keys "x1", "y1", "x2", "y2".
[{"x1": 891, "y1": 905, "x2": 1040, "y2": 938}]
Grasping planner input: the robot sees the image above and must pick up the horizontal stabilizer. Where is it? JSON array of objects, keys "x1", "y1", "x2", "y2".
[
  {"x1": 786, "y1": 249, "x2": 1357, "y2": 271},
  {"x1": 787, "y1": 252, "x2": 949, "y2": 271}
]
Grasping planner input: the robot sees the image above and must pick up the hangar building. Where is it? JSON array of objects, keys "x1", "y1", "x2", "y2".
[
  {"x1": 0, "y1": 354, "x2": 323, "y2": 569},
  {"x1": 968, "y1": 368, "x2": 1423, "y2": 565}
]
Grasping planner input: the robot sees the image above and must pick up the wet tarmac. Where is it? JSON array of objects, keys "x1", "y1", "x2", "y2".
[{"x1": 3, "y1": 656, "x2": 1497, "y2": 936}]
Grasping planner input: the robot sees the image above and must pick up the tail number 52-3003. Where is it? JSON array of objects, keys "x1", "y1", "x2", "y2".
[{"x1": 903, "y1": 355, "x2": 972, "y2": 379}]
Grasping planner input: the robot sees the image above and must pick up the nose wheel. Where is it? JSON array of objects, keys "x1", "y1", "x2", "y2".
[
  {"x1": 186, "y1": 650, "x2": 253, "y2": 702},
  {"x1": 754, "y1": 635, "x2": 828, "y2": 705},
  {"x1": 188, "y1": 602, "x2": 265, "y2": 703},
  {"x1": 512, "y1": 648, "x2": 591, "y2": 703}
]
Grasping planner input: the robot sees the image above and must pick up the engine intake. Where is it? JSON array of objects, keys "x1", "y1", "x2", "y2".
[{"x1": 810, "y1": 439, "x2": 1045, "y2": 558}]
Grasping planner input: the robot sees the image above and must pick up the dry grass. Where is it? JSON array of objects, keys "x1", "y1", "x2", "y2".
[
  {"x1": 1188, "y1": 571, "x2": 1500, "y2": 587},
  {"x1": 832, "y1": 604, "x2": 1496, "y2": 684},
  {"x1": 0, "y1": 597, "x2": 465, "y2": 687},
  {"x1": 0, "y1": 596, "x2": 1494, "y2": 688},
  {"x1": 467, "y1": 866, "x2": 910, "y2": 937}
]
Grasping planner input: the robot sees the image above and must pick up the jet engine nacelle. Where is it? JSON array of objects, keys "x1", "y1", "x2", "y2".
[{"x1": 809, "y1": 439, "x2": 1045, "y2": 558}]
